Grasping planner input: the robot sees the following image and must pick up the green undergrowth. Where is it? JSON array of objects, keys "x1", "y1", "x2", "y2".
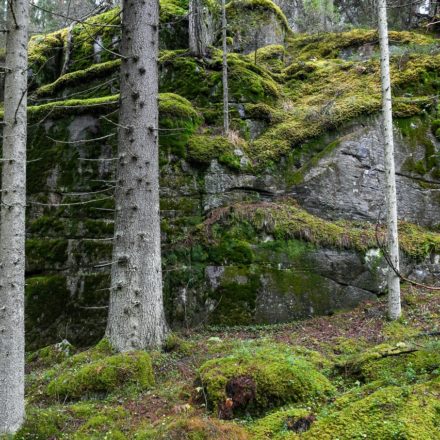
[
  {"x1": 303, "y1": 380, "x2": 440, "y2": 439},
  {"x1": 27, "y1": 339, "x2": 154, "y2": 403},
  {"x1": 198, "y1": 344, "x2": 335, "y2": 416},
  {"x1": 17, "y1": 294, "x2": 440, "y2": 439}
]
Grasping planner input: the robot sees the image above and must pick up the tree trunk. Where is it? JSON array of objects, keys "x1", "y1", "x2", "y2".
[
  {"x1": 189, "y1": 0, "x2": 206, "y2": 57},
  {"x1": 106, "y1": 0, "x2": 167, "y2": 351},
  {"x1": 0, "y1": 0, "x2": 28, "y2": 434},
  {"x1": 222, "y1": 0, "x2": 229, "y2": 134},
  {"x1": 378, "y1": 0, "x2": 401, "y2": 320}
]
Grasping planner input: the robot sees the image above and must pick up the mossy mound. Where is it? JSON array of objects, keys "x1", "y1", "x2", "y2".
[
  {"x1": 249, "y1": 407, "x2": 312, "y2": 439},
  {"x1": 198, "y1": 345, "x2": 334, "y2": 417},
  {"x1": 303, "y1": 380, "x2": 440, "y2": 439},
  {"x1": 159, "y1": 93, "x2": 203, "y2": 154},
  {"x1": 43, "y1": 343, "x2": 154, "y2": 400},
  {"x1": 26, "y1": 340, "x2": 74, "y2": 370},
  {"x1": 226, "y1": 0, "x2": 290, "y2": 32},
  {"x1": 15, "y1": 402, "x2": 129, "y2": 440},
  {"x1": 188, "y1": 134, "x2": 243, "y2": 168},
  {"x1": 140, "y1": 416, "x2": 250, "y2": 440},
  {"x1": 159, "y1": 51, "x2": 279, "y2": 108},
  {"x1": 339, "y1": 341, "x2": 440, "y2": 385}
]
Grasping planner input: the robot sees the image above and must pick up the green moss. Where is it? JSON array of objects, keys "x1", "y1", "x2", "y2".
[
  {"x1": 27, "y1": 340, "x2": 74, "y2": 369},
  {"x1": 163, "y1": 333, "x2": 194, "y2": 356},
  {"x1": 203, "y1": 199, "x2": 440, "y2": 259},
  {"x1": 25, "y1": 276, "x2": 70, "y2": 343},
  {"x1": 188, "y1": 134, "x2": 240, "y2": 167},
  {"x1": 209, "y1": 239, "x2": 255, "y2": 265},
  {"x1": 286, "y1": 29, "x2": 434, "y2": 61},
  {"x1": 26, "y1": 238, "x2": 68, "y2": 270},
  {"x1": 249, "y1": 407, "x2": 310, "y2": 439},
  {"x1": 361, "y1": 345, "x2": 440, "y2": 385},
  {"x1": 46, "y1": 351, "x2": 154, "y2": 399},
  {"x1": 35, "y1": 60, "x2": 121, "y2": 99},
  {"x1": 14, "y1": 406, "x2": 69, "y2": 439},
  {"x1": 207, "y1": 266, "x2": 260, "y2": 326},
  {"x1": 198, "y1": 345, "x2": 334, "y2": 415},
  {"x1": 159, "y1": 51, "x2": 279, "y2": 107},
  {"x1": 159, "y1": 93, "x2": 203, "y2": 155},
  {"x1": 249, "y1": 44, "x2": 287, "y2": 73},
  {"x1": 70, "y1": 8, "x2": 121, "y2": 71},
  {"x1": 28, "y1": 29, "x2": 67, "y2": 86},
  {"x1": 226, "y1": 0, "x2": 290, "y2": 31},
  {"x1": 160, "y1": 0, "x2": 189, "y2": 22},
  {"x1": 15, "y1": 403, "x2": 129, "y2": 440},
  {"x1": 303, "y1": 381, "x2": 440, "y2": 439}
]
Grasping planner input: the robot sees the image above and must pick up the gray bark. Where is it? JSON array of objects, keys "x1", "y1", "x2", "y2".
[
  {"x1": 378, "y1": 0, "x2": 401, "y2": 320},
  {"x1": 189, "y1": 0, "x2": 206, "y2": 57},
  {"x1": 106, "y1": 0, "x2": 167, "y2": 350},
  {"x1": 222, "y1": 0, "x2": 229, "y2": 134},
  {"x1": 0, "y1": 0, "x2": 28, "y2": 434}
]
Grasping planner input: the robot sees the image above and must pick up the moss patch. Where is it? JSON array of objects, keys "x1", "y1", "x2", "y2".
[
  {"x1": 203, "y1": 199, "x2": 440, "y2": 260},
  {"x1": 198, "y1": 344, "x2": 334, "y2": 417},
  {"x1": 46, "y1": 350, "x2": 154, "y2": 400},
  {"x1": 303, "y1": 381, "x2": 440, "y2": 439}
]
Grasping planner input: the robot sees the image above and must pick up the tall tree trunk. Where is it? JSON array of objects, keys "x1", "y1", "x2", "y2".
[
  {"x1": 189, "y1": 0, "x2": 205, "y2": 57},
  {"x1": 0, "y1": 0, "x2": 28, "y2": 434},
  {"x1": 106, "y1": 0, "x2": 167, "y2": 351},
  {"x1": 222, "y1": 0, "x2": 229, "y2": 134},
  {"x1": 378, "y1": 0, "x2": 401, "y2": 320}
]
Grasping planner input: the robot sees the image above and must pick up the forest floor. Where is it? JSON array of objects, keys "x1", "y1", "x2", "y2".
[{"x1": 16, "y1": 285, "x2": 439, "y2": 439}]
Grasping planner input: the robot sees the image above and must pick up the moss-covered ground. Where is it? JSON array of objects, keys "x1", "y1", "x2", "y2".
[{"x1": 14, "y1": 286, "x2": 438, "y2": 439}]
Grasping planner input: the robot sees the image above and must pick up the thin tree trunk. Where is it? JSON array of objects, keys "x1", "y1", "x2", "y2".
[
  {"x1": 378, "y1": 0, "x2": 401, "y2": 320},
  {"x1": 106, "y1": 0, "x2": 167, "y2": 351},
  {"x1": 222, "y1": 0, "x2": 229, "y2": 134},
  {"x1": 0, "y1": 0, "x2": 28, "y2": 434}
]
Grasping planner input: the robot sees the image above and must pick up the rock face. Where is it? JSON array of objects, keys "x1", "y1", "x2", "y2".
[
  {"x1": 2, "y1": 8, "x2": 440, "y2": 348},
  {"x1": 291, "y1": 116, "x2": 440, "y2": 227},
  {"x1": 227, "y1": 1, "x2": 288, "y2": 54},
  {"x1": 21, "y1": 109, "x2": 440, "y2": 349}
]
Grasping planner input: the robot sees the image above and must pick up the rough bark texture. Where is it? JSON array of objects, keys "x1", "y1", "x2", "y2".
[
  {"x1": 0, "y1": 0, "x2": 28, "y2": 434},
  {"x1": 189, "y1": 0, "x2": 207, "y2": 57},
  {"x1": 378, "y1": 0, "x2": 401, "y2": 320},
  {"x1": 222, "y1": 0, "x2": 229, "y2": 134},
  {"x1": 106, "y1": 0, "x2": 167, "y2": 351}
]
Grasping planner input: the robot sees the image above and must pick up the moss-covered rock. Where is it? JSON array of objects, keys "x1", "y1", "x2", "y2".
[
  {"x1": 337, "y1": 341, "x2": 440, "y2": 386},
  {"x1": 249, "y1": 407, "x2": 312, "y2": 439},
  {"x1": 303, "y1": 381, "x2": 440, "y2": 439},
  {"x1": 46, "y1": 350, "x2": 154, "y2": 399},
  {"x1": 15, "y1": 402, "x2": 129, "y2": 440},
  {"x1": 26, "y1": 340, "x2": 74, "y2": 370},
  {"x1": 197, "y1": 345, "x2": 334, "y2": 417},
  {"x1": 203, "y1": 199, "x2": 440, "y2": 260}
]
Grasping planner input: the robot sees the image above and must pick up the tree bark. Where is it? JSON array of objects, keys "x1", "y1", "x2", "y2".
[
  {"x1": 0, "y1": 0, "x2": 28, "y2": 434},
  {"x1": 106, "y1": 0, "x2": 167, "y2": 351},
  {"x1": 189, "y1": 0, "x2": 206, "y2": 57},
  {"x1": 222, "y1": 0, "x2": 229, "y2": 134},
  {"x1": 378, "y1": 0, "x2": 401, "y2": 320}
]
